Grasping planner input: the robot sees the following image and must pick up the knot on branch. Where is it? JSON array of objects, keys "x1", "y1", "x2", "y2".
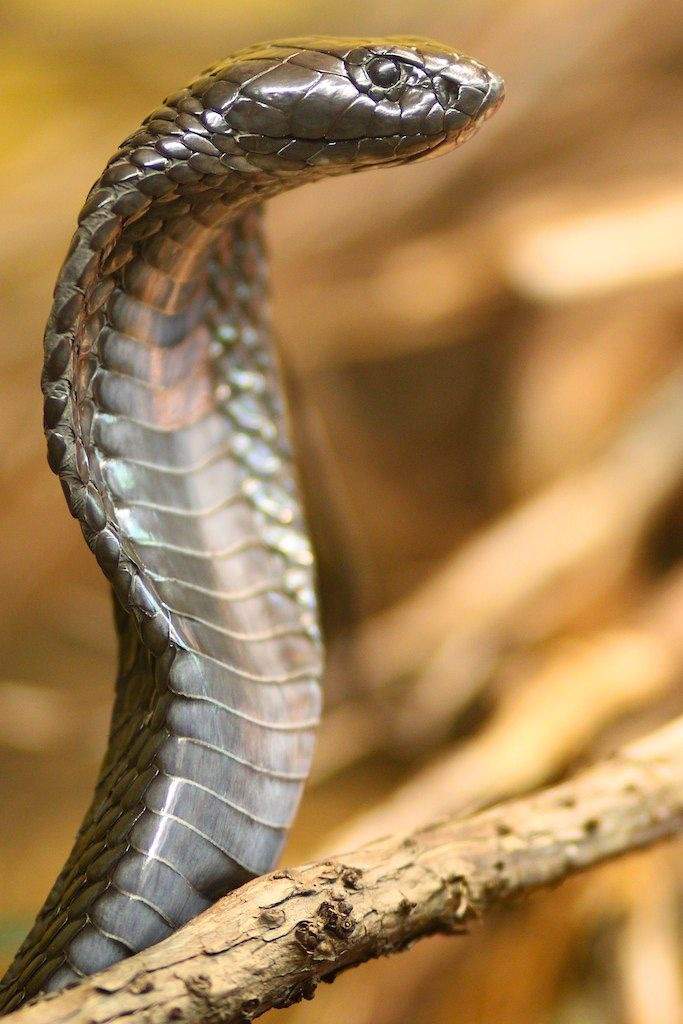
[{"x1": 440, "y1": 874, "x2": 477, "y2": 934}]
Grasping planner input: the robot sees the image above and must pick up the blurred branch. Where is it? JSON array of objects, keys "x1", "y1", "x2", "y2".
[
  {"x1": 616, "y1": 853, "x2": 683, "y2": 1024},
  {"x1": 331, "y1": 566, "x2": 683, "y2": 849},
  {"x1": 505, "y1": 186, "x2": 683, "y2": 300},
  {"x1": 330, "y1": 634, "x2": 643, "y2": 836},
  {"x1": 284, "y1": 183, "x2": 683, "y2": 372},
  {"x1": 6, "y1": 718, "x2": 683, "y2": 1024},
  {"x1": 358, "y1": 368, "x2": 683, "y2": 746},
  {"x1": 313, "y1": 546, "x2": 683, "y2": 791}
]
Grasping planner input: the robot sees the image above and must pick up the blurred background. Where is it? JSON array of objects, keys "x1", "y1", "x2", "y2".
[{"x1": 1, "y1": 0, "x2": 682, "y2": 1021}]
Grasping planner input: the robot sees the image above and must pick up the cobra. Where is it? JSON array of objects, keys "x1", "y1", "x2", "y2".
[{"x1": 0, "y1": 36, "x2": 504, "y2": 1011}]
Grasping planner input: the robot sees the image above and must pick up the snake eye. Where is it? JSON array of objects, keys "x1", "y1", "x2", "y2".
[{"x1": 366, "y1": 57, "x2": 403, "y2": 89}]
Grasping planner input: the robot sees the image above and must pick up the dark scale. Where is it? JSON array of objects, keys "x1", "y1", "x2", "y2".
[{"x1": 0, "y1": 36, "x2": 503, "y2": 1012}]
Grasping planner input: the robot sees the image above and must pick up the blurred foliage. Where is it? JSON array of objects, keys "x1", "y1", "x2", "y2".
[{"x1": 0, "y1": 0, "x2": 682, "y2": 1021}]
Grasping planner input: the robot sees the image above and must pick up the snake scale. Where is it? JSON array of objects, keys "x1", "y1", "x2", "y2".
[{"x1": 0, "y1": 36, "x2": 503, "y2": 1012}]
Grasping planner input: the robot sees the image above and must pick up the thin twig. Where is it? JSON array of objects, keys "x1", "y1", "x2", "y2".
[{"x1": 4, "y1": 717, "x2": 682, "y2": 1024}]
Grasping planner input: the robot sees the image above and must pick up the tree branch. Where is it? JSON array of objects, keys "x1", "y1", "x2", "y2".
[{"x1": 5, "y1": 718, "x2": 683, "y2": 1024}]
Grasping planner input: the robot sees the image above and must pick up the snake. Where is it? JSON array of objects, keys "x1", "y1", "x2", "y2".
[{"x1": 0, "y1": 36, "x2": 503, "y2": 1013}]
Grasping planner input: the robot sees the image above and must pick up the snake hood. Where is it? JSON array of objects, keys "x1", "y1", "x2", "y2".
[{"x1": 186, "y1": 37, "x2": 505, "y2": 176}]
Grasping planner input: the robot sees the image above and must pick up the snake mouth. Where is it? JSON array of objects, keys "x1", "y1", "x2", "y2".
[{"x1": 233, "y1": 130, "x2": 453, "y2": 173}]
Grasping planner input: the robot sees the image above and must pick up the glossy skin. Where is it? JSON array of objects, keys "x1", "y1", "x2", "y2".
[{"x1": 0, "y1": 37, "x2": 504, "y2": 1011}]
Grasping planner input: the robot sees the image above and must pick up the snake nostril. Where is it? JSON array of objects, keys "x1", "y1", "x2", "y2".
[{"x1": 434, "y1": 74, "x2": 460, "y2": 110}]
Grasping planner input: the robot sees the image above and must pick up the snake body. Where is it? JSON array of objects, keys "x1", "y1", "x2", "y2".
[{"x1": 0, "y1": 37, "x2": 503, "y2": 1012}]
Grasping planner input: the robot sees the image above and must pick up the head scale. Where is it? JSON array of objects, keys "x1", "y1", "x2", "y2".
[{"x1": 193, "y1": 36, "x2": 504, "y2": 178}]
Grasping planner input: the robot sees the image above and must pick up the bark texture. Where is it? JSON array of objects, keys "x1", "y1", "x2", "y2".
[{"x1": 4, "y1": 718, "x2": 682, "y2": 1024}]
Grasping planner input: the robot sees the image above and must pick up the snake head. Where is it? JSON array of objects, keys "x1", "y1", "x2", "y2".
[{"x1": 210, "y1": 37, "x2": 504, "y2": 175}]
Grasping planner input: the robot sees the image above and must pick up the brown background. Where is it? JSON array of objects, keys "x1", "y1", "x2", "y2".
[{"x1": 1, "y1": 1, "x2": 682, "y2": 1021}]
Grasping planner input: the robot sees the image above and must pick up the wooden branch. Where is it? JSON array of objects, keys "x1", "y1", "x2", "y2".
[{"x1": 5, "y1": 718, "x2": 682, "y2": 1024}]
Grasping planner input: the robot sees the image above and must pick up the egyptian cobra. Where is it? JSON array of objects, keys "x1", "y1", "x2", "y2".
[{"x1": 0, "y1": 36, "x2": 503, "y2": 1012}]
